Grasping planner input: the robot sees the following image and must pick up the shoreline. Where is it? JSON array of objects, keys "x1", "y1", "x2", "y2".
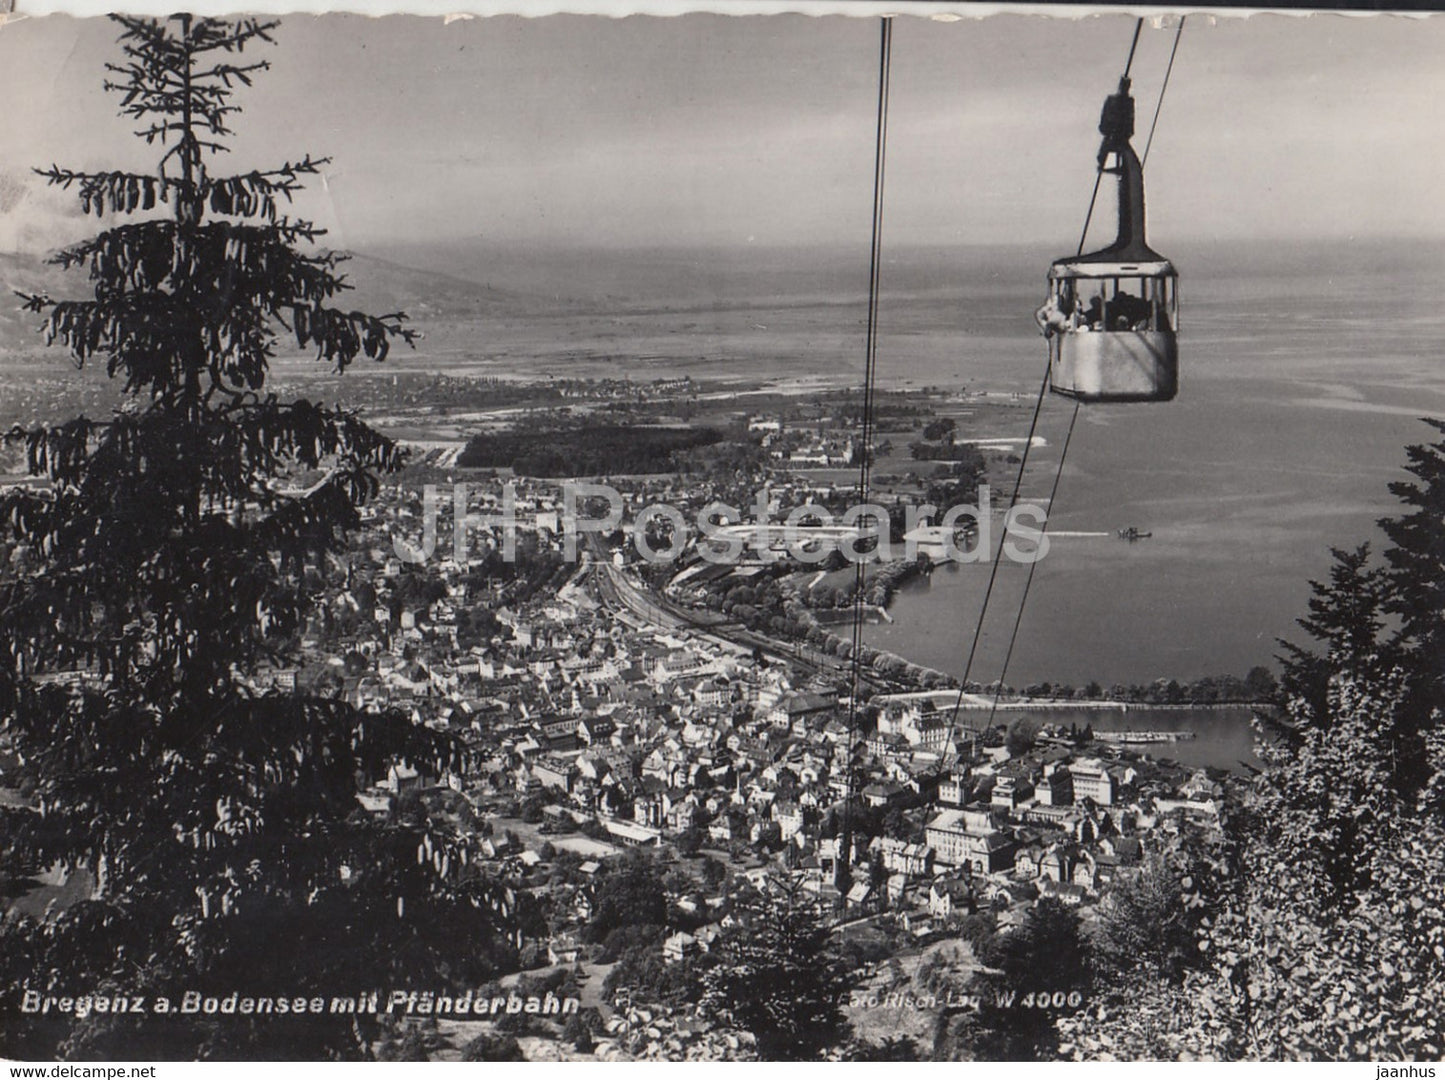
[
  {"x1": 871, "y1": 688, "x2": 1269, "y2": 712},
  {"x1": 810, "y1": 604, "x2": 893, "y2": 626}
]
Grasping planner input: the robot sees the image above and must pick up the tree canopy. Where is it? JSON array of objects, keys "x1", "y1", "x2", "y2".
[
  {"x1": 700, "y1": 880, "x2": 852, "y2": 1060},
  {"x1": 1058, "y1": 421, "x2": 1445, "y2": 1061},
  {"x1": 0, "y1": 16, "x2": 517, "y2": 1060}
]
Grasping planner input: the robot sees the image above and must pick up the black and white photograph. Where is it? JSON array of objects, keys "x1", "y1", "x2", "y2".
[{"x1": 0, "y1": 3, "x2": 1442, "y2": 1064}]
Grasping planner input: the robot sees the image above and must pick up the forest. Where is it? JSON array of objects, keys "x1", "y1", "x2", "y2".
[{"x1": 457, "y1": 423, "x2": 727, "y2": 476}]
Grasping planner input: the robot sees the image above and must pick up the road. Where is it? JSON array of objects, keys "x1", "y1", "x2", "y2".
[
  {"x1": 588, "y1": 555, "x2": 880, "y2": 688},
  {"x1": 590, "y1": 558, "x2": 692, "y2": 634}
]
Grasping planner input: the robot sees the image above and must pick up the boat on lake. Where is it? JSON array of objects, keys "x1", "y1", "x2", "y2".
[{"x1": 1095, "y1": 729, "x2": 1195, "y2": 744}]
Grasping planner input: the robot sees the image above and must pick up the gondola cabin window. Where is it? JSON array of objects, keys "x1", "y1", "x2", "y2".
[
  {"x1": 1054, "y1": 272, "x2": 1178, "y2": 334},
  {"x1": 1044, "y1": 262, "x2": 1179, "y2": 402}
]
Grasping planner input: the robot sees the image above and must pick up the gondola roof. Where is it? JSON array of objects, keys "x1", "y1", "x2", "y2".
[{"x1": 1048, "y1": 255, "x2": 1175, "y2": 280}]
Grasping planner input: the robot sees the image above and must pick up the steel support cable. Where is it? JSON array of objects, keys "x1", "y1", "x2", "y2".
[
  {"x1": 1142, "y1": 17, "x2": 1185, "y2": 170},
  {"x1": 983, "y1": 399, "x2": 1080, "y2": 731},
  {"x1": 1123, "y1": 17, "x2": 1144, "y2": 79},
  {"x1": 940, "y1": 351, "x2": 1052, "y2": 755},
  {"x1": 939, "y1": 17, "x2": 1147, "y2": 766},
  {"x1": 981, "y1": 15, "x2": 1184, "y2": 734},
  {"x1": 839, "y1": 15, "x2": 892, "y2": 895},
  {"x1": 1075, "y1": 171, "x2": 1106, "y2": 262}
]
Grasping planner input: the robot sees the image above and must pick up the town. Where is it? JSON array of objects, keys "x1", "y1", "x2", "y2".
[
  {"x1": 0, "y1": 368, "x2": 1273, "y2": 1059},
  {"x1": 4, "y1": 8, "x2": 1441, "y2": 1066},
  {"x1": 242, "y1": 435, "x2": 1243, "y2": 1058}
]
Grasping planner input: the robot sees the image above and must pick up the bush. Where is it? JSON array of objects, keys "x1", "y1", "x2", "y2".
[{"x1": 459, "y1": 1032, "x2": 524, "y2": 1061}]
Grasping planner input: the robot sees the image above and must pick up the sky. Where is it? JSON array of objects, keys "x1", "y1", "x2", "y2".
[{"x1": 1, "y1": 10, "x2": 1443, "y2": 254}]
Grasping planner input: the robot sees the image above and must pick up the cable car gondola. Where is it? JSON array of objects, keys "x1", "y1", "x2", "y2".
[{"x1": 1037, "y1": 75, "x2": 1178, "y2": 403}]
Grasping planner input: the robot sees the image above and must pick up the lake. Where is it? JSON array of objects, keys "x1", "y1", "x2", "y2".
[
  {"x1": 959, "y1": 705, "x2": 1261, "y2": 773},
  {"x1": 859, "y1": 237, "x2": 1445, "y2": 688},
  {"x1": 373, "y1": 236, "x2": 1445, "y2": 692}
]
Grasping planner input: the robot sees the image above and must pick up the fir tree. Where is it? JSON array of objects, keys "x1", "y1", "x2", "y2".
[
  {"x1": 700, "y1": 879, "x2": 851, "y2": 1060},
  {"x1": 1278, "y1": 419, "x2": 1445, "y2": 796},
  {"x1": 1060, "y1": 427, "x2": 1445, "y2": 1061},
  {"x1": 1091, "y1": 855, "x2": 1200, "y2": 985},
  {"x1": 1381, "y1": 418, "x2": 1445, "y2": 657},
  {"x1": 0, "y1": 16, "x2": 517, "y2": 1060},
  {"x1": 1276, "y1": 544, "x2": 1389, "y2": 727},
  {"x1": 1378, "y1": 416, "x2": 1445, "y2": 794},
  {"x1": 941, "y1": 896, "x2": 1091, "y2": 1060}
]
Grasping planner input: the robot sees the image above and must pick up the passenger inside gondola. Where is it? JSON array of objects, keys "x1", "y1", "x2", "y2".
[
  {"x1": 1034, "y1": 283, "x2": 1076, "y2": 337},
  {"x1": 1106, "y1": 291, "x2": 1152, "y2": 331}
]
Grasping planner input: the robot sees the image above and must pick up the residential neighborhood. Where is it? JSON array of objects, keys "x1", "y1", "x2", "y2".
[{"x1": 273, "y1": 476, "x2": 1235, "y2": 1021}]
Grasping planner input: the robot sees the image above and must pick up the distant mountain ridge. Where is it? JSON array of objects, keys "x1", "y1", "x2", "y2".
[
  {"x1": 5, "y1": 234, "x2": 1441, "y2": 357},
  {"x1": 339, "y1": 251, "x2": 556, "y2": 319},
  {"x1": 0, "y1": 248, "x2": 551, "y2": 355},
  {"x1": 359, "y1": 234, "x2": 1445, "y2": 313}
]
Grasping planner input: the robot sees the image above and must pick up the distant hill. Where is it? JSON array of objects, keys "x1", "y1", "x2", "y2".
[
  {"x1": 10, "y1": 234, "x2": 1436, "y2": 359},
  {"x1": 339, "y1": 251, "x2": 552, "y2": 320},
  {"x1": 367, "y1": 239, "x2": 878, "y2": 312},
  {"x1": 0, "y1": 246, "x2": 552, "y2": 357}
]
